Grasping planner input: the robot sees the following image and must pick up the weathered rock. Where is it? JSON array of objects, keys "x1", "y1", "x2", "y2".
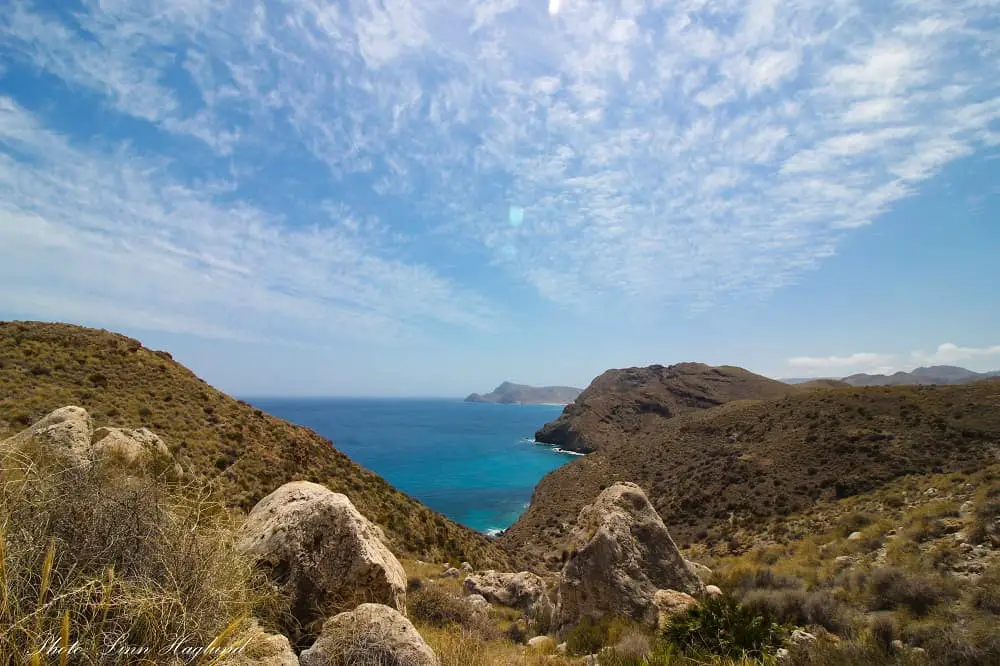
[
  {"x1": 704, "y1": 585, "x2": 723, "y2": 598},
  {"x1": 465, "y1": 593, "x2": 490, "y2": 613},
  {"x1": 238, "y1": 482, "x2": 406, "y2": 638},
  {"x1": 556, "y1": 642, "x2": 568, "y2": 655},
  {"x1": 776, "y1": 647, "x2": 790, "y2": 661},
  {"x1": 685, "y1": 560, "x2": 712, "y2": 580},
  {"x1": 791, "y1": 629, "x2": 817, "y2": 646},
  {"x1": 847, "y1": 531, "x2": 863, "y2": 541},
  {"x1": 300, "y1": 603, "x2": 437, "y2": 666},
  {"x1": 653, "y1": 590, "x2": 698, "y2": 631},
  {"x1": 1, "y1": 406, "x2": 93, "y2": 465},
  {"x1": 222, "y1": 621, "x2": 298, "y2": 666},
  {"x1": 91, "y1": 426, "x2": 181, "y2": 477},
  {"x1": 555, "y1": 482, "x2": 703, "y2": 630},
  {"x1": 442, "y1": 567, "x2": 460, "y2": 578},
  {"x1": 461, "y1": 561, "x2": 474, "y2": 573},
  {"x1": 527, "y1": 636, "x2": 556, "y2": 652},
  {"x1": 463, "y1": 571, "x2": 552, "y2": 620}
]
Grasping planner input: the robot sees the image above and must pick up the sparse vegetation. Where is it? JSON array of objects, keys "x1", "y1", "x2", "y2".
[
  {"x1": 664, "y1": 595, "x2": 787, "y2": 659},
  {"x1": 0, "y1": 321, "x2": 508, "y2": 567}
]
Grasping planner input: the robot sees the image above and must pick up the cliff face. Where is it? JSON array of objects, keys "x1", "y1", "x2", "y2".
[
  {"x1": 534, "y1": 363, "x2": 798, "y2": 453},
  {"x1": 465, "y1": 381, "x2": 582, "y2": 404},
  {"x1": 0, "y1": 321, "x2": 509, "y2": 567}
]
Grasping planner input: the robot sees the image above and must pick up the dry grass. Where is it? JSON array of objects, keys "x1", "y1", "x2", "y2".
[
  {"x1": 0, "y1": 445, "x2": 270, "y2": 665},
  {"x1": 0, "y1": 321, "x2": 508, "y2": 568}
]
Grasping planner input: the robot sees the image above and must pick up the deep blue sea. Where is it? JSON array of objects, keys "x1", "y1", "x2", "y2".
[{"x1": 246, "y1": 398, "x2": 577, "y2": 534}]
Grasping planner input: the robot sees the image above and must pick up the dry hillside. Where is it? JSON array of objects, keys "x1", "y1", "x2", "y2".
[
  {"x1": 534, "y1": 363, "x2": 800, "y2": 453},
  {"x1": 0, "y1": 321, "x2": 508, "y2": 567},
  {"x1": 503, "y1": 381, "x2": 1000, "y2": 570}
]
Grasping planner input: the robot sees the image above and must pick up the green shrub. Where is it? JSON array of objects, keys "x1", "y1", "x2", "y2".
[
  {"x1": 663, "y1": 595, "x2": 787, "y2": 658},
  {"x1": 868, "y1": 613, "x2": 897, "y2": 653}
]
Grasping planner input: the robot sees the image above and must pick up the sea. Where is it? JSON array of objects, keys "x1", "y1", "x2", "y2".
[{"x1": 246, "y1": 398, "x2": 579, "y2": 535}]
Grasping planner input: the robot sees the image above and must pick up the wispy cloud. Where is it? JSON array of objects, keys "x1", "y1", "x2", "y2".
[
  {"x1": 787, "y1": 343, "x2": 1000, "y2": 377},
  {"x1": 0, "y1": 0, "x2": 998, "y2": 337},
  {"x1": 0, "y1": 97, "x2": 493, "y2": 342}
]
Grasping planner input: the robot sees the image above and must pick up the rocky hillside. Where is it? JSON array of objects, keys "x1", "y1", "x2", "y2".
[
  {"x1": 534, "y1": 363, "x2": 799, "y2": 453},
  {"x1": 465, "y1": 381, "x2": 582, "y2": 404},
  {"x1": 502, "y1": 381, "x2": 1000, "y2": 570},
  {"x1": 0, "y1": 321, "x2": 508, "y2": 567}
]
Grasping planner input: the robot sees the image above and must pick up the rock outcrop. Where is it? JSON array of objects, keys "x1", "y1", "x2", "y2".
[
  {"x1": 555, "y1": 482, "x2": 703, "y2": 630},
  {"x1": 299, "y1": 604, "x2": 438, "y2": 666},
  {"x1": 238, "y1": 481, "x2": 407, "y2": 638},
  {"x1": 463, "y1": 570, "x2": 553, "y2": 621},
  {"x1": 1, "y1": 406, "x2": 180, "y2": 477},
  {"x1": 1, "y1": 406, "x2": 93, "y2": 465}
]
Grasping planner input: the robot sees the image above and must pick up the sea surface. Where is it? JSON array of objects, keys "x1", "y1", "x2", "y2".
[{"x1": 246, "y1": 398, "x2": 577, "y2": 534}]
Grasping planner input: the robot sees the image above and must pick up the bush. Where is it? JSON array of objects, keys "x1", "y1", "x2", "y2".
[
  {"x1": 970, "y1": 563, "x2": 1000, "y2": 614},
  {"x1": 664, "y1": 595, "x2": 787, "y2": 659},
  {"x1": 866, "y1": 567, "x2": 948, "y2": 617},
  {"x1": 0, "y1": 448, "x2": 270, "y2": 664},
  {"x1": 410, "y1": 586, "x2": 478, "y2": 629},
  {"x1": 741, "y1": 588, "x2": 851, "y2": 635},
  {"x1": 869, "y1": 613, "x2": 897, "y2": 653}
]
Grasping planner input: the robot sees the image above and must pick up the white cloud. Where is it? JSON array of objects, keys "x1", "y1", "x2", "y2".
[
  {"x1": 0, "y1": 0, "x2": 998, "y2": 329},
  {"x1": 787, "y1": 343, "x2": 1000, "y2": 377},
  {"x1": 912, "y1": 343, "x2": 1000, "y2": 367},
  {"x1": 0, "y1": 98, "x2": 494, "y2": 343},
  {"x1": 788, "y1": 352, "x2": 896, "y2": 370}
]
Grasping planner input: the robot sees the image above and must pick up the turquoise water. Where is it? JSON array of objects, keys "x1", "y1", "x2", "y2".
[{"x1": 246, "y1": 398, "x2": 576, "y2": 534}]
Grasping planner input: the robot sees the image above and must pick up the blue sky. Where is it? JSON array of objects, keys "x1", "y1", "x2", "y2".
[{"x1": 0, "y1": 0, "x2": 998, "y2": 397}]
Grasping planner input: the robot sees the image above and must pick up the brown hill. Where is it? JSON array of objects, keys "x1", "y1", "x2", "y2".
[
  {"x1": 534, "y1": 363, "x2": 799, "y2": 453},
  {"x1": 0, "y1": 321, "x2": 508, "y2": 567},
  {"x1": 795, "y1": 378, "x2": 851, "y2": 389},
  {"x1": 501, "y1": 382, "x2": 1000, "y2": 570}
]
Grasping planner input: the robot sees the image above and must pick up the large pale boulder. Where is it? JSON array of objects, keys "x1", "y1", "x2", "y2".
[
  {"x1": 238, "y1": 482, "x2": 406, "y2": 638},
  {"x1": 556, "y1": 482, "x2": 703, "y2": 630},
  {"x1": 299, "y1": 603, "x2": 438, "y2": 666},
  {"x1": 463, "y1": 570, "x2": 552, "y2": 621},
  {"x1": 1, "y1": 406, "x2": 93, "y2": 465}
]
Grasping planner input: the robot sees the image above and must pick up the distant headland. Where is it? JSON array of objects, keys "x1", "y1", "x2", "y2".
[{"x1": 464, "y1": 381, "x2": 582, "y2": 405}]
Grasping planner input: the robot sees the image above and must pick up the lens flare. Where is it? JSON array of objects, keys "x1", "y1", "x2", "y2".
[
  {"x1": 548, "y1": 0, "x2": 561, "y2": 16},
  {"x1": 508, "y1": 205, "x2": 524, "y2": 227}
]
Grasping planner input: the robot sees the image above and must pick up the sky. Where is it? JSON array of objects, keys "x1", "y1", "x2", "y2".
[{"x1": 0, "y1": 0, "x2": 998, "y2": 397}]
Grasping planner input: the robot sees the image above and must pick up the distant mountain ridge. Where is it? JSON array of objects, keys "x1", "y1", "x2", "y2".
[
  {"x1": 842, "y1": 365, "x2": 1000, "y2": 386},
  {"x1": 465, "y1": 381, "x2": 582, "y2": 405},
  {"x1": 784, "y1": 365, "x2": 1000, "y2": 387}
]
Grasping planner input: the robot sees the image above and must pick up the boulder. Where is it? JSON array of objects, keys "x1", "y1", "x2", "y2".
[
  {"x1": 685, "y1": 560, "x2": 712, "y2": 580},
  {"x1": 1, "y1": 406, "x2": 93, "y2": 465},
  {"x1": 300, "y1": 603, "x2": 437, "y2": 666},
  {"x1": 790, "y1": 629, "x2": 817, "y2": 646},
  {"x1": 527, "y1": 636, "x2": 555, "y2": 652},
  {"x1": 653, "y1": 590, "x2": 698, "y2": 631},
  {"x1": 223, "y1": 621, "x2": 298, "y2": 666},
  {"x1": 442, "y1": 567, "x2": 460, "y2": 578},
  {"x1": 704, "y1": 585, "x2": 723, "y2": 598},
  {"x1": 238, "y1": 482, "x2": 406, "y2": 638},
  {"x1": 463, "y1": 570, "x2": 553, "y2": 620},
  {"x1": 461, "y1": 561, "x2": 474, "y2": 573},
  {"x1": 555, "y1": 482, "x2": 703, "y2": 630},
  {"x1": 91, "y1": 426, "x2": 181, "y2": 477},
  {"x1": 847, "y1": 531, "x2": 863, "y2": 541},
  {"x1": 465, "y1": 594, "x2": 490, "y2": 613}
]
